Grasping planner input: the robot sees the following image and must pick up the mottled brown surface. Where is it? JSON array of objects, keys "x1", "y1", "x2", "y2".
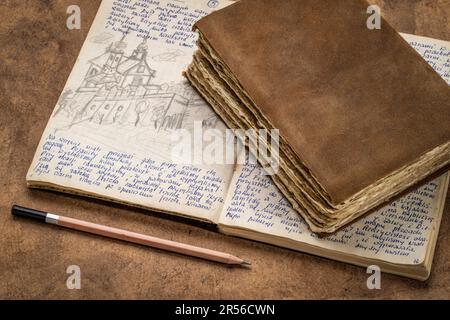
[{"x1": 0, "y1": 0, "x2": 449, "y2": 299}]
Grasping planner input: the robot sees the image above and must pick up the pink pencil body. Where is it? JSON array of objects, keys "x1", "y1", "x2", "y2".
[{"x1": 12, "y1": 205, "x2": 251, "y2": 267}]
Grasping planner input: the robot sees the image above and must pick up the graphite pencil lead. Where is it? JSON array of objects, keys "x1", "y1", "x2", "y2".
[{"x1": 241, "y1": 260, "x2": 252, "y2": 267}]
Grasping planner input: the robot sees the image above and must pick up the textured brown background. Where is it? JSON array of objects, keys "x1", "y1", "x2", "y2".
[{"x1": 0, "y1": 0, "x2": 449, "y2": 299}]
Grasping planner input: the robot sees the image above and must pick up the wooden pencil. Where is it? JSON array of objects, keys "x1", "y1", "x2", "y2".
[{"x1": 11, "y1": 205, "x2": 251, "y2": 267}]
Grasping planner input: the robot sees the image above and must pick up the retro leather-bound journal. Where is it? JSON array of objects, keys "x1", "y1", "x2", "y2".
[{"x1": 185, "y1": 0, "x2": 450, "y2": 233}]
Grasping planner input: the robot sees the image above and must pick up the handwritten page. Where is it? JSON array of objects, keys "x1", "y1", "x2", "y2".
[
  {"x1": 220, "y1": 161, "x2": 447, "y2": 265},
  {"x1": 400, "y1": 33, "x2": 450, "y2": 84},
  {"x1": 27, "y1": 0, "x2": 235, "y2": 222},
  {"x1": 218, "y1": 34, "x2": 450, "y2": 265}
]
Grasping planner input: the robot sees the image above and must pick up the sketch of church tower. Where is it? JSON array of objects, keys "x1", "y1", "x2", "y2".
[
  {"x1": 57, "y1": 34, "x2": 193, "y2": 131},
  {"x1": 80, "y1": 36, "x2": 155, "y2": 91}
]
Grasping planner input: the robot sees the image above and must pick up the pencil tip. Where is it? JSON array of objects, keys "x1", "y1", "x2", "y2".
[{"x1": 241, "y1": 260, "x2": 252, "y2": 267}]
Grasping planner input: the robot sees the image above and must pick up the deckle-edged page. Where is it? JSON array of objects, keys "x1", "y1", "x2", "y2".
[
  {"x1": 218, "y1": 34, "x2": 450, "y2": 266},
  {"x1": 27, "y1": 0, "x2": 235, "y2": 223}
]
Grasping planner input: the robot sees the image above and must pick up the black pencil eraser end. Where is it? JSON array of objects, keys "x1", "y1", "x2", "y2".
[{"x1": 11, "y1": 205, "x2": 47, "y2": 222}]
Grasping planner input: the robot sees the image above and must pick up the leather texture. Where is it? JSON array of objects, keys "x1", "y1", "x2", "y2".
[{"x1": 194, "y1": 0, "x2": 450, "y2": 205}]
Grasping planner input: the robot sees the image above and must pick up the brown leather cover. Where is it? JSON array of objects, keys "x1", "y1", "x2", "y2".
[{"x1": 194, "y1": 0, "x2": 450, "y2": 205}]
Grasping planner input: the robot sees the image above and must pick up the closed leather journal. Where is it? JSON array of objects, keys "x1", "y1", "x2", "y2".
[{"x1": 185, "y1": 0, "x2": 450, "y2": 233}]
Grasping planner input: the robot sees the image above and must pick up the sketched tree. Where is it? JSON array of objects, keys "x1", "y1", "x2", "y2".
[
  {"x1": 134, "y1": 101, "x2": 149, "y2": 126},
  {"x1": 53, "y1": 89, "x2": 73, "y2": 117},
  {"x1": 149, "y1": 103, "x2": 167, "y2": 130}
]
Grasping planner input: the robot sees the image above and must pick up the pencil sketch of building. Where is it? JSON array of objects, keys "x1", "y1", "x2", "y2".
[{"x1": 55, "y1": 35, "x2": 196, "y2": 131}]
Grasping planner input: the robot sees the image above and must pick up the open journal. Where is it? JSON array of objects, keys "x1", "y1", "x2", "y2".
[{"x1": 27, "y1": 0, "x2": 450, "y2": 280}]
